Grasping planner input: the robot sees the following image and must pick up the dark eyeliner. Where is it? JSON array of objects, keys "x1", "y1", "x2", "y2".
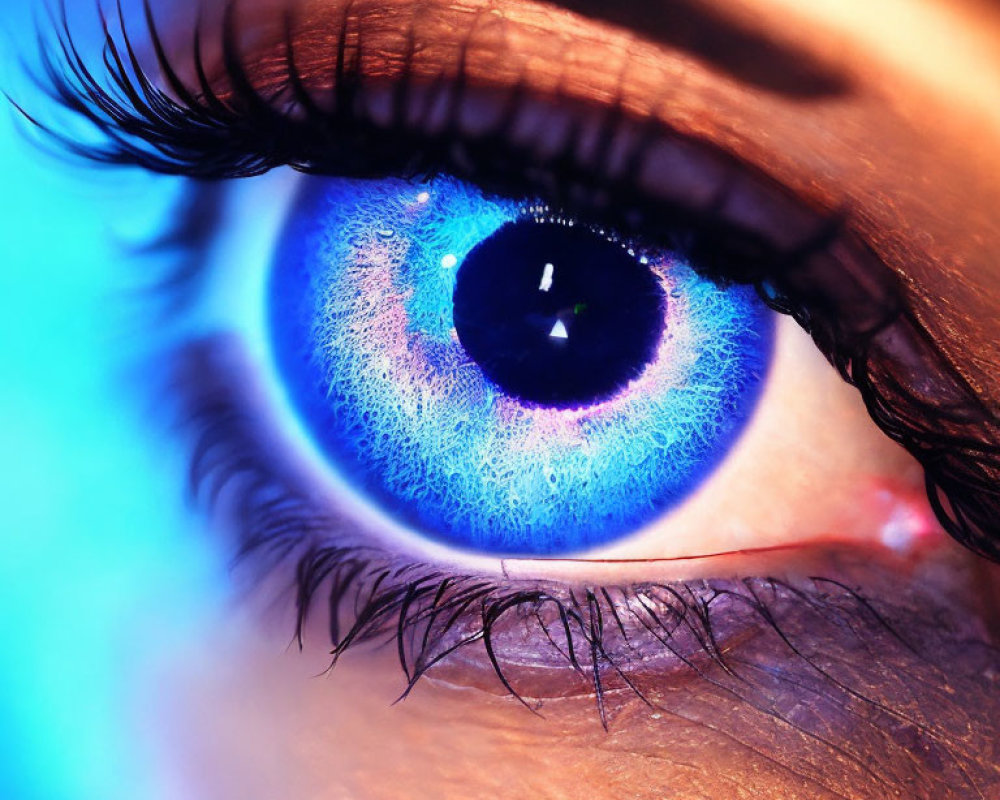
[
  {"x1": 23, "y1": 0, "x2": 1000, "y2": 564},
  {"x1": 12, "y1": 4, "x2": 1000, "y2": 795}
]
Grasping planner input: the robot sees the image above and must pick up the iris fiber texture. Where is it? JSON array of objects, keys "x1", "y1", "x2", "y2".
[{"x1": 269, "y1": 177, "x2": 773, "y2": 555}]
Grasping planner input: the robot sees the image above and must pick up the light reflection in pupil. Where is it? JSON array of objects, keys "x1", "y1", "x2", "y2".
[
  {"x1": 267, "y1": 176, "x2": 774, "y2": 555},
  {"x1": 452, "y1": 220, "x2": 666, "y2": 408}
]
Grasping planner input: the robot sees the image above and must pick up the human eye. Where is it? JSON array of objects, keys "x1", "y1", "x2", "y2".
[{"x1": 20, "y1": 0, "x2": 1000, "y2": 797}]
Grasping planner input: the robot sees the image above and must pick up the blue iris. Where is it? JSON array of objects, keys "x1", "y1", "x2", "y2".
[{"x1": 268, "y1": 176, "x2": 773, "y2": 556}]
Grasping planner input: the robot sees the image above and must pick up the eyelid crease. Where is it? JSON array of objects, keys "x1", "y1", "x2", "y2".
[{"x1": 542, "y1": 0, "x2": 853, "y2": 99}]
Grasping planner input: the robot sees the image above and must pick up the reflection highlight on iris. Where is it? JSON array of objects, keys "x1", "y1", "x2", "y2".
[{"x1": 452, "y1": 216, "x2": 666, "y2": 407}]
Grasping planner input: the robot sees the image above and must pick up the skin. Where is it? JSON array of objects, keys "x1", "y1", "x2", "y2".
[
  {"x1": 6, "y1": 0, "x2": 1000, "y2": 797},
  {"x1": 152, "y1": 549, "x2": 1000, "y2": 799},
  {"x1": 127, "y1": 0, "x2": 1000, "y2": 797}
]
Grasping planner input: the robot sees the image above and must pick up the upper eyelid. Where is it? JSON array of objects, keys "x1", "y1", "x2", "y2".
[
  {"x1": 41, "y1": 0, "x2": 845, "y2": 252},
  {"x1": 30, "y1": 0, "x2": 855, "y2": 251},
  {"x1": 29, "y1": 2, "x2": 1000, "y2": 560}
]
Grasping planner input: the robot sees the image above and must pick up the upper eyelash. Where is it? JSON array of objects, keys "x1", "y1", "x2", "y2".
[{"x1": 31, "y1": 2, "x2": 1000, "y2": 562}]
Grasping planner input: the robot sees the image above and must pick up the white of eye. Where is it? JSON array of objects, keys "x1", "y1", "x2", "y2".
[{"x1": 201, "y1": 171, "x2": 945, "y2": 584}]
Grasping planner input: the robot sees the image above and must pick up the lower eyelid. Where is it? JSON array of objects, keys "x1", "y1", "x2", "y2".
[
  {"x1": 159, "y1": 302, "x2": 999, "y2": 766},
  {"x1": 174, "y1": 334, "x2": 991, "y2": 718}
]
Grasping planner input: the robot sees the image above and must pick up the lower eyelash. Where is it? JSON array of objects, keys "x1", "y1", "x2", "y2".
[
  {"x1": 168, "y1": 332, "x2": 935, "y2": 732},
  {"x1": 153, "y1": 261, "x2": 999, "y2": 796}
]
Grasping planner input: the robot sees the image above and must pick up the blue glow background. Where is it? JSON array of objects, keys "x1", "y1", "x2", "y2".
[{"x1": 0, "y1": 2, "x2": 225, "y2": 798}]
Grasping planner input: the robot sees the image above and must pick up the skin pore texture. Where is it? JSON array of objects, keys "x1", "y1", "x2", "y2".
[
  {"x1": 74, "y1": 0, "x2": 1000, "y2": 797},
  {"x1": 154, "y1": 547, "x2": 1000, "y2": 800}
]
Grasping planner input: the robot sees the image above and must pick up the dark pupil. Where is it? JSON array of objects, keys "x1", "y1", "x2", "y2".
[{"x1": 452, "y1": 220, "x2": 666, "y2": 408}]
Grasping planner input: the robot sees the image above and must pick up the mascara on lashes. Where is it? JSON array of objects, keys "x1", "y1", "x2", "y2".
[
  {"x1": 34, "y1": 7, "x2": 1000, "y2": 761},
  {"x1": 26, "y1": 0, "x2": 1000, "y2": 587}
]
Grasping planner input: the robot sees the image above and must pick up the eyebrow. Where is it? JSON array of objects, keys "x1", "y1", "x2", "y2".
[{"x1": 540, "y1": 0, "x2": 851, "y2": 98}]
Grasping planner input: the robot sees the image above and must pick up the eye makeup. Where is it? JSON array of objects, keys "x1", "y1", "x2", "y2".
[
  {"x1": 15, "y1": 0, "x2": 1000, "y2": 796},
  {"x1": 32, "y1": 0, "x2": 1000, "y2": 561}
]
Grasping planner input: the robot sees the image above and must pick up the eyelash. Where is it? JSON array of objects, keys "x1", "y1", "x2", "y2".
[
  {"x1": 25, "y1": 0, "x2": 1000, "y2": 715},
  {"x1": 173, "y1": 332, "x2": 913, "y2": 730}
]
